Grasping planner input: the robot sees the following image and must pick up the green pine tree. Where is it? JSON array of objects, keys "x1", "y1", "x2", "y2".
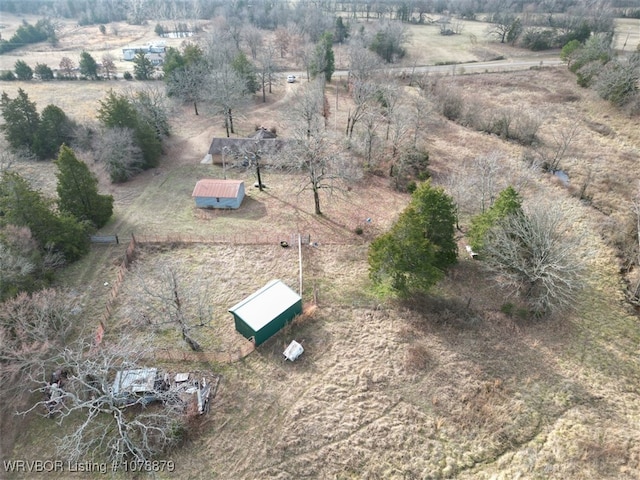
[
  {"x1": 369, "y1": 181, "x2": 457, "y2": 296},
  {"x1": 14, "y1": 59, "x2": 33, "y2": 80},
  {"x1": 0, "y1": 89, "x2": 40, "y2": 152},
  {"x1": 34, "y1": 62, "x2": 54, "y2": 80},
  {"x1": 133, "y1": 52, "x2": 155, "y2": 80},
  {"x1": 310, "y1": 32, "x2": 335, "y2": 81},
  {"x1": 0, "y1": 170, "x2": 90, "y2": 262},
  {"x1": 55, "y1": 145, "x2": 114, "y2": 229},
  {"x1": 97, "y1": 90, "x2": 162, "y2": 169},
  {"x1": 33, "y1": 104, "x2": 75, "y2": 159},
  {"x1": 79, "y1": 51, "x2": 99, "y2": 79},
  {"x1": 231, "y1": 52, "x2": 259, "y2": 93},
  {"x1": 468, "y1": 186, "x2": 522, "y2": 251}
]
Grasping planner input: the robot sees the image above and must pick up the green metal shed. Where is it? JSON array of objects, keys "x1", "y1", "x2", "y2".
[{"x1": 229, "y1": 280, "x2": 302, "y2": 346}]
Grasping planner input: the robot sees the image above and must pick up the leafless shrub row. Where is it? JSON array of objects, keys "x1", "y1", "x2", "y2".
[{"x1": 429, "y1": 80, "x2": 542, "y2": 146}]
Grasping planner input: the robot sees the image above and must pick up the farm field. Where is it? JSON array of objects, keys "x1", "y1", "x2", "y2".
[{"x1": 1, "y1": 9, "x2": 640, "y2": 480}]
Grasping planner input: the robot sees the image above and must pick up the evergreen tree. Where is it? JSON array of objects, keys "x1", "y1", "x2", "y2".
[
  {"x1": 14, "y1": 59, "x2": 33, "y2": 80},
  {"x1": 182, "y1": 43, "x2": 204, "y2": 65},
  {"x1": 97, "y1": 90, "x2": 138, "y2": 128},
  {"x1": 33, "y1": 105, "x2": 75, "y2": 159},
  {"x1": 468, "y1": 186, "x2": 522, "y2": 251},
  {"x1": 310, "y1": 32, "x2": 335, "y2": 81},
  {"x1": 47, "y1": 212, "x2": 91, "y2": 262},
  {"x1": 369, "y1": 181, "x2": 457, "y2": 296},
  {"x1": 231, "y1": 52, "x2": 259, "y2": 93},
  {"x1": 162, "y1": 47, "x2": 186, "y2": 78},
  {"x1": 79, "y1": 51, "x2": 98, "y2": 79},
  {"x1": 55, "y1": 145, "x2": 113, "y2": 229},
  {"x1": 0, "y1": 89, "x2": 40, "y2": 152},
  {"x1": 335, "y1": 17, "x2": 349, "y2": 43},
  {"x1": 133, "y1": 52, "x2": 155, "y2": 80},
  {"x1": 34, "y1": 63, "x2": 54, "y2": 80},
  {"x1": 97, "y1": 90, "x2": 162, "y2": 169},
  {"x1": 0, "y1": 171, "x2": 90, "y2": 262}
]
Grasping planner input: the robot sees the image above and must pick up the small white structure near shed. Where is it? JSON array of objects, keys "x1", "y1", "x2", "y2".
[{"x1": 283, "y1": 340, "x2": 304, "y2": 361}]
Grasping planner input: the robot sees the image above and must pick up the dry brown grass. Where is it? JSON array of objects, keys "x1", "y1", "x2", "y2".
[{"x1": 4, "y1": 15, "x2": 640, "y2": 480}]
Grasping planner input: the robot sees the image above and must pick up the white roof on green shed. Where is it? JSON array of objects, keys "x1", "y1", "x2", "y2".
[{"x1": 229, "y1": 280, "x2": 301, "y2": 331}]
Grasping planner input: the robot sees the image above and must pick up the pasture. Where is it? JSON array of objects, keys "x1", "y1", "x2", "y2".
[{"x1": 2, "y1": 11, "x2": 640, "y2": 480}]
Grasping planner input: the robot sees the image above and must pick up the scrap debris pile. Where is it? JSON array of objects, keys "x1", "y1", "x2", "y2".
[{"x1": 44, "y1": 367, "x2": 220, "y2": 416}]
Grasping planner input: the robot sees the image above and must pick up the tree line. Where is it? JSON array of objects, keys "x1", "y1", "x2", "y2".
[
  {"x1": 562, "y1": 33, "x2": 640, "y2": 112},
  {"x1": 0, "y1": 18, "x2": 57, "y2": 54}
]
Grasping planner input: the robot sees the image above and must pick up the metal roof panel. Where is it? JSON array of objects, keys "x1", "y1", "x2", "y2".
[
  {"x1": 192, "y1": 179, "x2": 243, "y2": 198},
  {"x1": 229, "y1": 280, "x2": 301, "y2": 332}
]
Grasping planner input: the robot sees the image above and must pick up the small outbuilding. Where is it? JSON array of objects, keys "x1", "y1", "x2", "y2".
[
  {"x1": 229, "y1": 280, "x2": 302, "y2": 346},
  {"x1": 192, "y1": 179, "x2": 245, "y2": 209}
]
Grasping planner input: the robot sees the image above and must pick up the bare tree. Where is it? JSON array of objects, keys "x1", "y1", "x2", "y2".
[
  {"x1": 290, "y1": 78, "x2": 325, "y2": 139},
  {"x1": 361, "y1": 106, "x2": 383, "y2": 168},
  {"x1": 376, "y1": 78, "x2": 402, "y2": 142},
  {"x1": 347, "y1": 40, "x2": 382, "y2": 83},
  {"x1": 166, "y1": 61, "x2": 209, "y2": 115},
  {"x1": 243, "y1": 25, "x2": 263, "y2": 60},
  {"x1": 467, "y1": 151, "x2": 504, "y2": 214},
  {"x1": 346, "y1": 80, "x2": 378, "y2": 138},
  {"x1": 256, "y1": 43, "x2": 278, "y2": 103},
  {"x1": 202, "y1": 17, "x2": 240, "y2": 63},
  {"x1": 129, "y1": 265, "x2": 214, "y2": 351},
  {"x1": 126, "y1": 86, "x2": 171, "y2": 139},
  {"x1": 408, "y1": 92, "x2": 433, "y2": 148},
  {"x1": 129, "y1": 265, "x2": 209, "y2": 352},
  {"x1": 101, "y1": 53, "x2": 116, "y2": 80},
  {"x1": 536, "y1": 123, "x2": 579, "y2": 172},
  {"x1": 294, "y1": 40, "x2": 315, "y2": 81},
  {"x1": 483, "y1": 203, "x2": 586, "y2": 315},
  {"x1": 59, "y1": 56, "x2": 76, "y2": 79},
  {"x1": 286, "y1": 131, "x2": 361, "y2": 215},
  {"x1": 387, "y1": 107, "x2": 411, "y2": 160},
  {"x1": 274, "y1": 26, "x2": 291, "y2": 58},
  {"x1": 93, "y1": 127, "x2": 144, "y2": 183},
  {"x1": 206, "y1": 59, "x2": 251, "y2": 137},
  {"x1": 21, "y1": 336, "x2": 186, "y2": 465},
  {"x1": 235, "y1": 142, "x2": 268, "y2": 192},
  {"x1": 284, "y1": 84, "x2": 362, "y2": 214},
  {"x1": 0, "y1": 289, "x2": 76, "y2": 400}
]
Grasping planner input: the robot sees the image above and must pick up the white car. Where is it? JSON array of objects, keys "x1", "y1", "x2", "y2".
[{"x1": 287, "y1": 75, "x2": 296, "y2": 83}]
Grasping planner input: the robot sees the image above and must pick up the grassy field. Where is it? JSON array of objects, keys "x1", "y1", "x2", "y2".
[{"x1": 3, "y1": 12, "x2": 640, "y2": 480}]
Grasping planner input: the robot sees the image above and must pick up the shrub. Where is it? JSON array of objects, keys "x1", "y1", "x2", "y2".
[
  {"x1": 521, "y1": 28, "x2": 555, "y2": 51},
  {"x1": 391, "y1": 148, "x2": 430, "y2": 192},
  {"x1": 0, "y1": 71, "x2": 16, "y2": 81},
  {"x1": 500, "y1": 302, "x2": 515, "y2": 316},
  {"x1": 440, "y1": 89, "x2": 464, "y2": 121},
  {"x1": 123, "y1": 71, "x2": 133, "y2": 80}
]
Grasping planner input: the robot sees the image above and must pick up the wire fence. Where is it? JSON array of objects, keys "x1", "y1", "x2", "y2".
[
  {"x1": 93, "y1": 232, "x2": 310, "y2": 362},
  {"x1": 132, "y1": 232, "x2": 306, "y2": 246}
]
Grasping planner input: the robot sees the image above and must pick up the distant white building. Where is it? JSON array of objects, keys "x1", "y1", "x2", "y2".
[{"x1": 122, "y1": 43, "x2": 166, "y2": 62}]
